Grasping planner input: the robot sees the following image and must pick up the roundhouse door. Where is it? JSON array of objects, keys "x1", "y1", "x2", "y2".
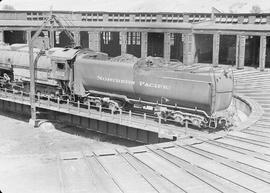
[{"x1": 147, "y1": 32, "x2": 164, "y2": 57}]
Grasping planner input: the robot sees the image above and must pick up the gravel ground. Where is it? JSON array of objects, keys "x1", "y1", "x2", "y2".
[{"x1": 0, "y1": 111, "x2": 140, "y2": 156}]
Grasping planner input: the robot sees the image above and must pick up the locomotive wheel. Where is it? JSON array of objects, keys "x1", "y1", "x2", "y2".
[
  {"x1": 218, "y1": 119, "x2": 228, "y2": 130},
  {"x1": 174, "y1": 115, "x2": 184, "y2": 126},
  {"x1": 191, "y1": 118, "x2": 201, "y2": 127}
]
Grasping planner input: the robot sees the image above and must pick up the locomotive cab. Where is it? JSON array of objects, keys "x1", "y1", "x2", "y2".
[
  {"x1": 52, "y1": 59, "x2": 71, "y2": 81},
  {"x1": 49, "y1": 48, "x2": 81, "y2": 98},
  {"x1": 50, "y1": 48, "x2": 80, "y2": 81}
]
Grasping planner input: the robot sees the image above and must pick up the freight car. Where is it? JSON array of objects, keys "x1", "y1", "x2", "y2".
[{"x1": 0, "y1": 44, "x2": 234, "y2": 129}]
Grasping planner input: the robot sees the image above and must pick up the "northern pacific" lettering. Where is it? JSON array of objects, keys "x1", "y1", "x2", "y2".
[
  {"x1": 97, "y1": 75, "x2": 135, "y2": 85},
  {"x1": 97, "y1": 75, "x2": 170, "y2": 90},
  {"x1": 139, "y1": 81, "x2": 170, "y2": 90}
]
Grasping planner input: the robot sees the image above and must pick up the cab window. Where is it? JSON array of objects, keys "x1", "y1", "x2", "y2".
[{"x1": 57, "y1": 62, "x2": 65, "y2": 70}]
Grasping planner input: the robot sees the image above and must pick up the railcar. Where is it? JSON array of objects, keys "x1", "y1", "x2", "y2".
[
  {"x1": 0, "y1": 45, "x2": 234, "y2": 129},
  {"x1": 74, "y1": 53, "x2": 234, "y2": 128}
]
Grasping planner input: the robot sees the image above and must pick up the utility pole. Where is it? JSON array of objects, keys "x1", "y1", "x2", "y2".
[
  {"x1": 28, "y1": 32, "x2": 38, "y2": 127},
  {"x1": 28, "y1": 14, "x2": 75, "y2": 127},
  {"x1": 28, "y1": 17, "x2": 52, "y2": 127}
]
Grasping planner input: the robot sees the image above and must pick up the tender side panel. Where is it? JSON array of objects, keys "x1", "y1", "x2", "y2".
[
  {"x1": 74, "y1": 57, "x2": 136, "y2": 96},
  {"x1": 133, "y1": 69, "x2": 212, "y2": 113}
]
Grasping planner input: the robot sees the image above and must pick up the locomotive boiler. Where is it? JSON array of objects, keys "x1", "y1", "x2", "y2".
[
  {"x1": 0, "y1": 45, "x2": 234, "y2": 129},
  {"x1": 0, "y1": 44, "x2": 76, "y2": 97}
]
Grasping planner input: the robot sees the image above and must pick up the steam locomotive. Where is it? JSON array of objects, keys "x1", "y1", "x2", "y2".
[{"x1": 0, "y1": 44, "x2": 234, "y2": 129}]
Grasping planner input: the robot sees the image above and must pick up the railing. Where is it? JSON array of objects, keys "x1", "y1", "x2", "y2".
[{"x1": 0, "y1": 87, "x2": 194, "y2": 138}]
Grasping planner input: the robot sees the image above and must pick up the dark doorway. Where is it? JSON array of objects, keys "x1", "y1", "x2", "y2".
[
  {"x1": 4, "y1": 31, "x2": 27, "y2": 44},
  {"x1": 55, "y1": 31, "x2": 74, "y2": 48},
  {"x1": 219, "y1": 35, "x2": 237, "y2": 65},
  {"x1": 170, "y1": 33, "x2": 183, "y2": 62},
  {"x1": 265, "y1": 37, "x2": 270, "y2": 68},
  {"x1": 127, "y1": 32, "x2": 141, "y2": 58},
  {"x1": 194, "y1": 34, "x2": 213, "y2": 63},
  {"x1": 147, "y1": 32, "x2": 164, "y2": 57},
  {"x1": 100, "y1": 32, "x2": 121, "y2": 57},
  {"x1": 244, "y1": 36, "x2": 260, "y2": 67},
  {"x1": 80, "y1": 31, "x2": 89, "y2": 48}
]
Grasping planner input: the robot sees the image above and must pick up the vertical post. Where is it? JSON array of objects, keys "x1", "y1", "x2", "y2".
[
  {"x1": 27, "y1": 31, "x2": 37, "y2": 124},
  {"x1": 88, "y1": 31, "x2": 101, "y2": 52},
  {"x1": 67, "y1": 99, "x2": 70, "y2": 112},
  {"x1": 21, "y1": 91, "x2": 23, "y2": 102},
  {"x1": 0, "y1": 30, "x2": 4, "y2": 43},
  {"x1": 73, "y1": 31, "x2": 80, "y2": 46},
  {"x1": 119, "y1": 109, "x2": 122, "y2": 123},
  {"x1": 235, "y1": 35, "x2": 239, "y2": 67},
  {"x1": 88, "y1": 101, "x2": 91, "y2": 115},
  {"x1": 13, "y1": 89, "x2": 15, "y2": 101},
  {"x1": 26, "y1": 30, "x2": 31, "y2": 44},
  {"x1": 164, "y1": 32, "x2": 171, "y2": 61},
  {"x1": 111, "y1": 107, "x2": 114, "y2": 116},
  {"x1": 185, "y1": 120, "x2": 188, "y2": 135},
  {"x1": 48, "y1": 96, "x2": 50, "y2": 107},
  {"x1": 49, "y1": 8, "x2": 55, "y2": 48},
  {"x1": 99, "y1": 105, "x2": 102, "y2": 117},
  {"x1": 144, "y1": 113, "x2": 147, "y2": 127},
  {"x1": 158, "y1": 117, "x2": 161, "y2": 134},
  {"x1": 211, "y1": 9, "x2": 215, "y2": 21},
  {"x1": 141, "y1": 32, "x2": 148, "y2": 58},
  {"x1": 237, "y1": 35, "x2": 246, "y2": 69},
  {"x1": 49, "y1": 29, "x2": 54, "y2": 48},
  {"x1": 77, "y1": 100, "x2": 80, "y2": 113},
  {"x1": 129, "y1": 110, "x2": 132, "y2": 123},
  {"x1": 88, "y1": 31, "x2": 92, "y2": 50},
  {"x1": 57, "y1": 97, "x2": 60, "y2": 109},
  {"x1": 120, "y1": 31, "x2": 127, "y2": 55},
  {"x1": 38, "y1": 93, "x2": 40, "y2": 106},
  {"x1": 183, "y1": 32, "x2": 195, "y2": 65},
  {"x1": 259, "y1": 35, "x2": 267, "y2": 71},
  {"x1": 212, "y1": 33, "x2": 220, "y2": 67}
]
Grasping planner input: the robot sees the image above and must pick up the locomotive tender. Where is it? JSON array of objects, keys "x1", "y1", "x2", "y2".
[{"x1": 0, "y1": 44, "x2": 234, "y2": 129}]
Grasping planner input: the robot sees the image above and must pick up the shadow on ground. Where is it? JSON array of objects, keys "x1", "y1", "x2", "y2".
[{"x1": 0, "y1": 110, "x2": 141, "y2": 148}]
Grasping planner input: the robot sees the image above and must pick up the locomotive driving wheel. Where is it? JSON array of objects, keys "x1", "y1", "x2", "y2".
[{"x1": 174, "y1": 114, "x2": 184, "y2": 125}]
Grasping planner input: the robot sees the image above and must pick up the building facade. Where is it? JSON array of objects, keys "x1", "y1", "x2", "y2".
[{"x1": 1, "y1": 10, "x2": 270, "y2": 70}]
